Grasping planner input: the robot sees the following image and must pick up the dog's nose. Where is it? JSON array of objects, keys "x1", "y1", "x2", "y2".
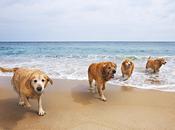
[
  {"x1": 113, "y1": 70, "x2": 116, "y2": 74},
  {"x1": 37, "y1": 87, "x2": 42, "y2": 91}
]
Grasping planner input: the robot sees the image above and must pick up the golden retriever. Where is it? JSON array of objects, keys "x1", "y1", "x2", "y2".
[
  {"x1": 88, "y1": 62, "x2": 116, "y2": 101},
  {"x1": 146, "y1": 57, "x2": 167, "y2": 73},
  {"x1": 121, "y1": 59, "x2": 134, "y2": 80},
  {"x1": 0, "y1": 67, "x2": 53, "y2": 116}
]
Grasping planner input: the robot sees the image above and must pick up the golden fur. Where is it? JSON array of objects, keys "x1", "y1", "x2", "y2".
[
  {"x1": 0, "y1": 67, "x2": 53, "y2": 116},
  {"x1": 146, "y1": 57, "x2": 167, "y2": 73},
  {"x1": 88, "y1": 62, "x2": 116, "y2": 101},
  {"x1": 121, "y1": 59, "x2": 134, "y2": 80}
]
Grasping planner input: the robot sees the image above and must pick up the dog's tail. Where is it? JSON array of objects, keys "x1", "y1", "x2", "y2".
[{"x1": 0, "y1": 67, "x2": 19, "y2": 73}]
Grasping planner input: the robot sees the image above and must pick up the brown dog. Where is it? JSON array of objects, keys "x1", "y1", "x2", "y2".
[
  {"x1": 146, "y1": 57, "x2": 167, "y2": 73},
  {"x1": 88, "y1": 62, "x2": 116, "y2": 101},
  {"x1": 0, "y1": 67, "x2": 53, "y2": 116},
  {"x1": 121, "y1": 59, "x2": 134, "y2": 80}
]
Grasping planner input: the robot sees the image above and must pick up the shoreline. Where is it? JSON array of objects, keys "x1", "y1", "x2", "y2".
[
  {"x1": 0, "y1": 76, "x2": 175, "y2": 130},
  {"x1": 1, "y1": 75, "x2": 174, "y2": 93}
]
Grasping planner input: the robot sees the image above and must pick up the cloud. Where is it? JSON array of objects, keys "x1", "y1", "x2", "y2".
[{"x1": 0, "y1": 0, "x2": 174, "y2": 41}]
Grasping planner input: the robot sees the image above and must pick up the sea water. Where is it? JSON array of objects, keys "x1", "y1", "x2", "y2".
[{"x1": 0, "y1": 42, "x2": 175, "y2": 92}]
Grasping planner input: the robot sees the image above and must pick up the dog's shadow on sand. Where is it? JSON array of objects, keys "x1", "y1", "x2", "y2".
[
  {"x1": 0, "y1": 98, "x2": 36, "y2": 130},
  {"x1": 71, "y1": 85, "x2": 99, "y2": 106}
]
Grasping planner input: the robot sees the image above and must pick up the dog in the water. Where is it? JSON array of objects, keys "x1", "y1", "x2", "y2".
[
  {"x1": 121, "y1": 59, "x2": 134, "y2": 80},
  {"x1": 88, "y1": 62, "x2": 116, "y2": 101},
  {"x1": 146, "y1": 57, "x2": 166, "y2": 73}
]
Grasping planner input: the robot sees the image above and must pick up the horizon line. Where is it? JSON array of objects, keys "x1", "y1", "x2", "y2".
[{"x1": 0, "y1": 40, "x2": 175, "y2": 43}]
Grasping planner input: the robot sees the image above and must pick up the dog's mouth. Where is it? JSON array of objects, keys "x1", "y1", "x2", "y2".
[
  {"x1": 34, "y1": 88, "x2": 44, "y2": 95},
  {"x1": 111, "y1": 69, "x2": 116, "y2": 78},
  {"x1": 127, "y1": 64, "x2": 131, "y2": 69},
  {"x1": 35, "y1": 90, "x2": 43, "y2": 95},
  {"x1": 104, "y1": 69, "x2": 116, "y2": 80},
  {"x1": 108, "y1": 73, "x2": 115, "y2": 79},
  {"x1": 37, "y1": 90, "x2": 43, "y2": 94},
  {"x1": 111, "y1": 74, "x2": 115, "y2": 78}
]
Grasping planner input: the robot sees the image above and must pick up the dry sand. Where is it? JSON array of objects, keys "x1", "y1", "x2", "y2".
[{"x1": 0, "y1": 76, "x2": 175, "y2": 130}]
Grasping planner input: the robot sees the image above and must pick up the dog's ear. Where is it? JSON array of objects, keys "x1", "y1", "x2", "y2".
[
  {"x1": 45, "y1": 75, "x2": 53, "y2": 85},
  {"x1": 48, "y1": 77, "x2": 53, "y2": 85},
  {"x1": 122, "y1": 61, "x2": 127, "y2": 68},
  {"x1": 113, "y1": 63, "x2": 117, "y2": 68}
]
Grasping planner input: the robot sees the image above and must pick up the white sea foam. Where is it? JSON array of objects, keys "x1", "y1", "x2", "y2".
[{"x1": 0, "y1": 55, "x2": 175, "y2": 92}]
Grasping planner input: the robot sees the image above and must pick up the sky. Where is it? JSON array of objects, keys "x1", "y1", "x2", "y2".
[{"x1": 0, "y1": 0, "x2": 175, "y2": 41}]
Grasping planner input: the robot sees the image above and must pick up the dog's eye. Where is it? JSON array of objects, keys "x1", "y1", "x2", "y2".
[
  {"x1": 34, "y1": 80, "x2": 37, "y2": 83},
  {"x1": 42, "y1": 79, "x2": 45, "y2": 82},
  {"x1": 108, "y1": 67, "x2": 111, "y2": 69}
]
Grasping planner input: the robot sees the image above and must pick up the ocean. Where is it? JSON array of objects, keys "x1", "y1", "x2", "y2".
[{"x1": 0, "y1": 41, "x2": 175, "y2": 92}]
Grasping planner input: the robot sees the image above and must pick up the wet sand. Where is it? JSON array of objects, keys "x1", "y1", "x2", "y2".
[{"x1": 0, "y1": 76, "x2": 175, "y2": 130}]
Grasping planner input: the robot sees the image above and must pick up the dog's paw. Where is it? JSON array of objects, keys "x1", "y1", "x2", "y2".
[
  {"x1": 102, "y1": 98, "x2": 107, "y2": 102},
  {"x1": 18, "y1": 101, "x2": 25, "y2": 106},
  {"x1": 101, "y1": 96, "x2": 107, "y2": 102},
  {"x1": 38, "y1": 109, "x2": 46, "y2": 116},
  {"x1": 123, "y1": 75, "x2": 129, "y2": 81}
]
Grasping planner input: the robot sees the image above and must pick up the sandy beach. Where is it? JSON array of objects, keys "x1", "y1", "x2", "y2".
[{"x1": 0, "y1": 76, "x2": 175, "y2": 130}]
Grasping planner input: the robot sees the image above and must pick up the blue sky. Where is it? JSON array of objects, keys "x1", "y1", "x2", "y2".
[{"x1": 0, "y1": 0, "x2": 175, "y2": 41}]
